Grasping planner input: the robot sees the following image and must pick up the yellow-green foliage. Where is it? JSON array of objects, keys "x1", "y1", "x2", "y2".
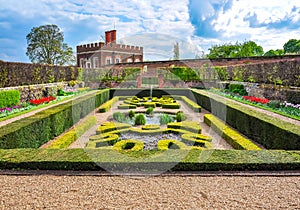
[
  {"x1": 118, "y1": 104, "x2": 137, "y2": 109},
  {"x1": 180, "y1": 96, "x2": 201, "y2": 112},
  {"x1": 89, "y1": 133, "x2": 119, "y2": 141},
  {"x1": 161, "y1": 103, "x2": 181, "y2": 109},
  {"x1": 167, "y1": 121, "x2": 202, "y2": 134},
  {"x1": 141, "y1": 124, "x2": 161, "y2": 130},
  {"x1": 144, "y1": 102, "x2": 156, "y2": 108},
  {"x1": 96, "y1": 122, "x2": 132, "y2": 134},
  {"x1": 204, "y1": 114, "x2": 261, "y2": 150},
  {"x1": 86, "y1": 133, "x2": 120, "y2": 148},
  {"x1": 46, "y1": 116, "x2": 97, "y2": 149},
  {"x1": 157, "y1": 139, "x2": 188, "y2": 150},
  {"x1": 98, "y1": 97, "x2": 118, "y2": 113},
  {"x1": 113, "y1": 140, "x2": 144, "y2": 152},
  {"x1": 181, "y1": 133, "x2": 212, "y2": 142}
]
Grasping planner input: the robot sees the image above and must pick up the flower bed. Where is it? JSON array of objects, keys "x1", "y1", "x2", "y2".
[{"x1": 30, "y1": 96, "x2": 56, "y2": 106}]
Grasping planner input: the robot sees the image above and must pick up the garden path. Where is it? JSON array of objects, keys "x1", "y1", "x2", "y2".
[
  {"x1": 0, "y1": 90, "x2": 99, "y2": 128},
  {"x1": 201, "y1": 90, "x2": 300, "y2": 126}
]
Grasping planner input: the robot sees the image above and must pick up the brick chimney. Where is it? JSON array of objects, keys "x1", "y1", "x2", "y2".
[{"x1": 105, "y1": 30, "x2": 117, "y2": 44}]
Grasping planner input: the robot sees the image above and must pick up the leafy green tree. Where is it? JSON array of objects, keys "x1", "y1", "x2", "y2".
[
  {"x1": 207, "y1": 41, "x2": 264, "y2": 58},
  {"x1": 283, "y1": 39, "x2": 300, "y2": 54},
  {"x1": 26, "y1": 24, "x2": 75, "y2": 65},
  {"x1": 264, "y1": 49, "x2": 284, "y2": 56}
]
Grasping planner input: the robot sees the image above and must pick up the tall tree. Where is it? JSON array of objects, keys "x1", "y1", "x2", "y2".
[
  {"x1": 207, "y1": 41, "x2": 264, "y2": 58},
  {"x1": 173, "y1": 42, "x2": 180, "y2": 60},
  {"x1": 283, "y1": 39, "x2": 300, "y2": 54},
  {"x1": 26, "y1": 24, "x2": 75, "y2": 65}
]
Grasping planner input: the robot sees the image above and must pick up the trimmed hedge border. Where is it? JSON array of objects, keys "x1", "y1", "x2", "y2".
[
  {"x1": 0, "y1": 149, "x2": 299, "y2": 171},
  {"x1": 192, "y1": 89, "x2": 300, "y2": 150},
  {"x1": 45, "y1": 116, "x2": 97, "y2": 149},
  {"x1": 157, "y1": 139, "x2": 188, "y2": 150},
  {"x1": 141, "y1": 125, "x2": 161, "y2": 130},
  {"x1": 0, "y1": 90, "x2": 110, "y2": 149},
  {"x1": 98, "y1": 97, "x2": 119, "y2": 113},
  {"x1": 174, "y1": 96, "x2": 201, "y2": 112},
  {"x1": 167, "y1": 121, "x2": 202, "y2": 134},
  {"x1": 204, "y1": 114, "x2": 261, "y2": 150},
  {"x1": 113, "y1": 140, "x2": 144, "y2": 152},
  {"x1": 118, "y1": 104, "x2": 137, "y2": 109}
]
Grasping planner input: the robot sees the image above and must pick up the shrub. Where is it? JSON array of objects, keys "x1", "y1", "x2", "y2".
[
  {"x1": 167, "y1": 121, "x2": 202, "y2": 134},
  {"x1": 113, "y1": 112, "x2": 125, "y2": 122},
  {"x1": 128, "y1": 110, "x2": 135, "y2": 118},
  {"x1": 0, "y1": 89, "x2": 110, "y2": 149},
  {"x1": 0, "y1": 90, "x2": 20, "y2": 108},
  {"x1": 96, "y1": 122, "x2": 132, "y2": 134},
  {"x1": 162, "y1": 103, "x2": 181, "y2": 109},
  {"x1": 86, "y1": 133, "x2": 119, "y2": 148},
  {"x1": 98, "y1": 97, "x2": 118, "y2": 113},
  {"x1": 118, "y1": 104, "x2": 137, "y2": 109},
  {"x1": 204, "y1": 114, "x2": 261, "y2": 150},
  {"x1": 157, "y1": 139, "x2": 188, "y2": 150},
  {"x1": 176, "y1": 112, "x2": 187, "y2": 122},
  {"x1": 46, "y1": 116, "x2": 97, "y2": 149},
  {"x1": 229, "y1": 84, "x2": 245, "y2": 92},
  {"x1": 159, "y1": 114, "x2": 174, "y2": 125},
  {"x1": 141, "y1": 124, "x2": 160, "y2": 130},
  {"x1": 113, "y1": 140, "x2": 144, "y2": 152},
  {"x1": 180, "y1": 96, "x2": 201, "y2": 112},
  {"x1": 144, "y1": 102, "x2": 156, "y2": 108},
  {"x1": 135, "y1": 114, "x2": 146, "y2": 125},
  {"x1": 146, "y1": 107, "x2": 154, "y2": 115}
]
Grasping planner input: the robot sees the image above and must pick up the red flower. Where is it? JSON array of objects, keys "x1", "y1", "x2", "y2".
[
  {"x1": 242, "y1": 96, "x2": 270, "y2": 104},
  {"x1": 30, "y1": 96, "x2": 56, "y2": 106}
]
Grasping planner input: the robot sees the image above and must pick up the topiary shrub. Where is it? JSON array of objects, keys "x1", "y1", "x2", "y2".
[
  {"x1": 128, "y1": 110, "x2": 135, "y2": 118},
  {"x1": 113, "y1": 112, "x2": 125, "y2": 122},
  {"x1": 157, "y1": 139, "x2": 188, "y2": 150},
  {"x1": 113, "y1": 140, "x2": 144, "y2": 152},
  {"x1": 146, "y1": 107, "x2": 154, "y2": 115},
  {"x1": 167, "y1": 121, "x2": 202, "y2": 134},
  {"x1": 159, "y1": 113, "x2": 174, "y2": 125},
  {"x1": 176, "y1": 111, "x2": 187, "y2": 122},
  {"x1": 135, "y1": 114, "x2": 146, "y2": 125}
]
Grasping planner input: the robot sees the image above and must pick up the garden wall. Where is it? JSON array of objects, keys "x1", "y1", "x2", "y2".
[
  {"x1": 0, "y1": 89, "x2": 110, "y2": 149},
  {"x1": 0, "y1": 61, "x2": 81, "y2": 88},
  {"x1": 0, "y1": 82, "x2": 68, "y2": 102},
  {"x1": 191, "y1": 89, "x2": 300, "y2": 150}
]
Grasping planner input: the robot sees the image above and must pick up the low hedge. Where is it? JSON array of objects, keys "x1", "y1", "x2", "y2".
[
  {"x1": 98, "y1": 97, "x2": 118, "y2": 113},
  {"x1": 46, "y1": 116, "x2": 97, "y2": 149},
  {"x1": 0, "y1": 90, "x2": 20, "y2": 108},
  {"x1": 161, "y1": 103, "x2": 180, "y2": 109},
  {"x1": 157, "y1": 139, "x2": 188, "y2": 150},
  {"x1": 118, "y1": 104, "x2": 137, "y2": 109},
  {"x1": 181, "y1": 133, "x2": 212, "y2": 142},
  {"x1": 180, "y1": 96, "x2": 201, "y2": 112},
  {"x1": 141, "y1": 124, "x2": 161, "y2": 130},
  {"x1": 86, "y1": 133, "x2": 120, "y2": 148},
  {"x1": 113, "y1": 140, "x2": 144, "y2": 152},
  {"x1": 167, "y1": 121, "x2": 202, "y2": 134},
  {"x1": 192, "y1": 89, "x2": 300, "y2": 150},
  {"x1": 0, "y1": 90, "x2": 110, "y2": 149},
  {"x1": 144, "y1": 102, "x2": 156, "y2": 108},
  {"x1": 0, "y1": 149, "x2": 299, "y2": 171},
  {"x1": 96, "y1": 122, "x2": 132, "y2": 134},
  {"x1": 204, "y1": 114, "x2": 261, "y2": 150}
]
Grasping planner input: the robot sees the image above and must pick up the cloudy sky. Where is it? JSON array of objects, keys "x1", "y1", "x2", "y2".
[{"x1": 0, "y1": 0, "x2": 299, "y2": 62}]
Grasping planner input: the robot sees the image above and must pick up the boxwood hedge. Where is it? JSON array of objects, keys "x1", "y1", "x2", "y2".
[{"x1": 0, "y1": 90, "x2": 110, "y2": 149}]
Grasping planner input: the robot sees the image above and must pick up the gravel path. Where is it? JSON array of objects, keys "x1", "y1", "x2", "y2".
[{"x1": 0, "y1": 174, "x2": 299, "y2": 209}]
